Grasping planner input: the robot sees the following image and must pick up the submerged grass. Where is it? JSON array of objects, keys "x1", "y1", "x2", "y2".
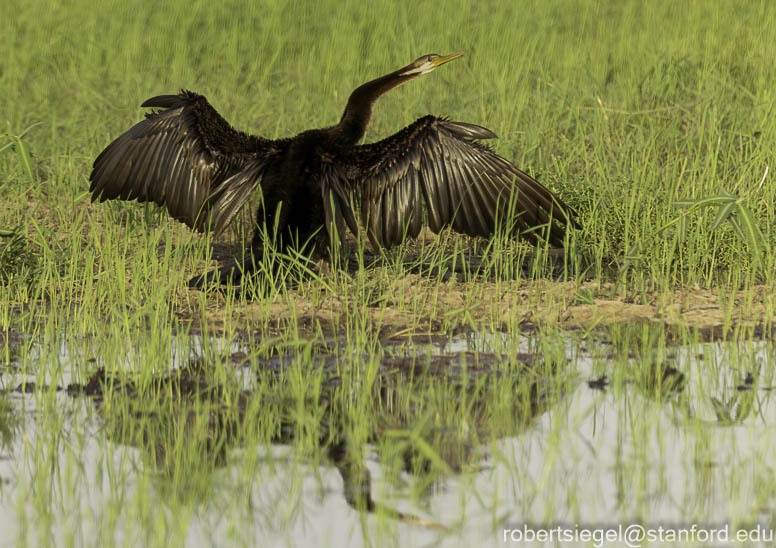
[{"x1": 1, "y1": 0, "x2": 776, "y2": 546}]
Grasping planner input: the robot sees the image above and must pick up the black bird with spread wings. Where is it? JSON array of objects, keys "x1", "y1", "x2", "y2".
[{"x1": 90, "y1": 52, "x2": 576, "y2": 285}]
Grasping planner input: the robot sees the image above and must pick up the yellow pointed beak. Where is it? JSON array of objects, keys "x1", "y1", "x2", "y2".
[{"x1": 432, "y1": 51, "x2": 465, "y2": 68}]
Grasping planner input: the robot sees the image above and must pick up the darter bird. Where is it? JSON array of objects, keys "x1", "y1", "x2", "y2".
[{"x1": 89, "y1": 51, "x2": 576, "y2": 286}]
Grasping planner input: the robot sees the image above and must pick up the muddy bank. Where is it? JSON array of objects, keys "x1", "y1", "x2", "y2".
[{"x1": 178, "y1": 277, "x2": 776, "y2": 341}]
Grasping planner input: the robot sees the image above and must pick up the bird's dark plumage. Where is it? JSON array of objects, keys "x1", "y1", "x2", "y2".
[
  {"x1": 89, "y1": 52, "x2": 576, "y2": 284},
  {"x1": 321, "y1": 116, "x2": 569, "y2": 249},
  {"x1": 90, "y1": 91, "x2": 285, "y2": 235}
]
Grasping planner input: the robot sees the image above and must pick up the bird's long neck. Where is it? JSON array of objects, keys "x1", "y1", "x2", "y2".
[{"x1": 336, "y1": 69, "x2": 411, "y2": 145}]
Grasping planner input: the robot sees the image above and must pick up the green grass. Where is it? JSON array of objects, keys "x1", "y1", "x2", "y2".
[{"x1": 2, "y1": 0, "x2": 776, "y2": 546}]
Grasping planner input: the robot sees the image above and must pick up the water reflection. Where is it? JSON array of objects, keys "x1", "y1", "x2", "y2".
[
  {"x1": 64, "y1": 338, "x2": 568, "y2": 525},
  {"x1": 1, "y1": 330, "x2": 775, "y2": 545}
]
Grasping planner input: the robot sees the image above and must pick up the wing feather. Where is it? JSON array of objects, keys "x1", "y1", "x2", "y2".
[
  {"x1": 324, "y1": 116, "x2": 576, "y2": 248},
  {"x1": 89, "y1": 90, "x2": 283, "y2": 234}
]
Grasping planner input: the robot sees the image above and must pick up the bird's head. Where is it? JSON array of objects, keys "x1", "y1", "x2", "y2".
[
  {"x1": 338, "y1": 50, "x2": 465, "y2": 142},
  {"x1": 398, "y1": 51, "x2": 465, "y2": 77}
]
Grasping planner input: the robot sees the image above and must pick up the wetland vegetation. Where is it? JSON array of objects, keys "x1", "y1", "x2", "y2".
[{"x1": 2, "y1": 0, "x2": 776, "y2": 546}]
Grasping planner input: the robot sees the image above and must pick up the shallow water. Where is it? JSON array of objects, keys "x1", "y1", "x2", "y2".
[{"x1": 1, "y1": 330, "x2": 775, "y2": 547}]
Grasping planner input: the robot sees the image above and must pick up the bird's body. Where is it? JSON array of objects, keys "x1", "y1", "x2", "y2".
[{"x1": 89, "y1": 52, "x2": 576, "y2": 285}]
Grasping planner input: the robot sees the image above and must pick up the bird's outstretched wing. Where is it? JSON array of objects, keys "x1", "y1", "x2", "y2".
[
  {"x1": 322, "y1": 116, "x2": 576, "y2": 249},
  {"x1": 89, "y1": 90, "x2": 284, "y2": 234}
]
